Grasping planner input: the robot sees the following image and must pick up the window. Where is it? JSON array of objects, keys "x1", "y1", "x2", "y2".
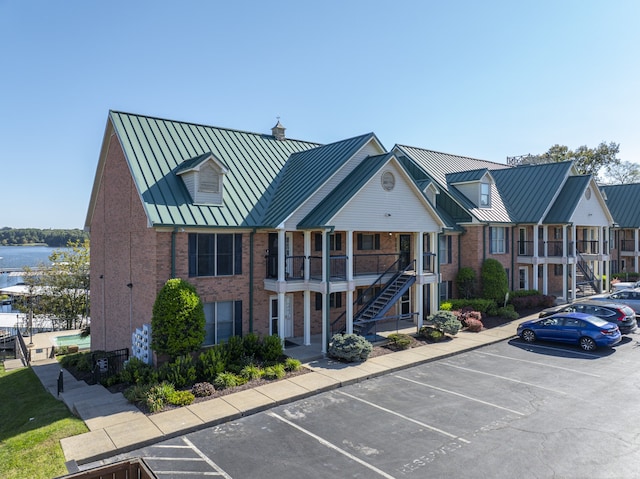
[
  {"x1": 554, "y1": 264, "x2": 563, "y2": 276},
  {"x1": 315, "y1": 232, "x2": 342, "y2": 251},
  {"x1": 357, "y1": 286, "x2": 381, "y2": 305},
  {"x1": 188, "y1": 233, "x2": 242, "y2": 277},
  {"x1": 490, "y1": 227, "x2": 508, "y2": 254},
  {"x1": 315, "y1": 292, "x2": 343, "y2": 310},
  {"x1": 439, "y1": 235, "x2": 452, "y2": 264},
  {"x1": 439, "y1": 280, "x2": 453, "y2": 302},
  {"x1": 357, "y1": 233, "x2": 380, "y2": 251},
  {"x1": 480, "y1": 182, "x2": 490, "y2": 207},
  {"x1": 202, "y1": 300, "x2": 242, "y2": 345}
]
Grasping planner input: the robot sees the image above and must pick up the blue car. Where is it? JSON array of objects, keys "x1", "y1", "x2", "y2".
[{"x1": 517, "y1": 312, "x2": 622, "y2": 351}]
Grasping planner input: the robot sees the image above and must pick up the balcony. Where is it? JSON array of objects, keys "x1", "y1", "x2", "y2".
[{"x1": 620, "y1": 239, "x2": 636, "y2": 252}]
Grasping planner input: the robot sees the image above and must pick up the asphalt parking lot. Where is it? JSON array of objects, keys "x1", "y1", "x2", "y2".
[{"x1": 109, "y1": 332, "x2": 640, "y2": 478}]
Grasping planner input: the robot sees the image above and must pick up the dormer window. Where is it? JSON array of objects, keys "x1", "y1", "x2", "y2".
[
  {"x1": 176, "y1": 152, "x2": 228, "y2": 205},
  {"x1": 199, "y1": 162, "x2": 220, "y2": 194},
  {"x1": 480, "y1": 182, "x2": 490, "y2": 207}
]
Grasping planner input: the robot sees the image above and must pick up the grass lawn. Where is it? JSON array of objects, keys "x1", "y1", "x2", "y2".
[{"x1": 0, "y1": 363, "x2": 88, "y2": 479}]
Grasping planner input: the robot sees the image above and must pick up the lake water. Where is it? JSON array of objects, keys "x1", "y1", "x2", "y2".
[{"x1": 0, "y1": 245, "x2": 67, "y2": 289}]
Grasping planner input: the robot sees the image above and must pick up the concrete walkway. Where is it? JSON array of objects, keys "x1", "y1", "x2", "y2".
[{"x1": 22, "y1": 317, "x2": 532, "y2": 468}]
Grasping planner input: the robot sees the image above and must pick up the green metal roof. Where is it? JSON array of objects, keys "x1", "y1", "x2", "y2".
[
  {"x1": 544, "y1": 175, "x2": 590, "y2": 224},
  {"x1": 108, "y1": 111, "x2": 319, "y2": 228},
  {"x1": 261, "y1": 133, "x2": 377, "y2": 227},
  {"x1": 601, "y1": 183, "x2": 640, "y2": 227},
  {"x1": 491, "y1": 161, "x2": 573, "y2": 223},
  {"x1": 446, "y1": 169, "x2": 489, "y2": 184}
]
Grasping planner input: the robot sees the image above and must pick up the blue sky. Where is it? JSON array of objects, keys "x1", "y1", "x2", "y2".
[{"x1": 1, "y1": 0, "x2": 638, "y2": 229}]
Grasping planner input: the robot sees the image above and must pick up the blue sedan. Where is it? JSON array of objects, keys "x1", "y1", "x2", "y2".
[{"x1": 517, "y1": 312, "x2": 622, "y2": 351}]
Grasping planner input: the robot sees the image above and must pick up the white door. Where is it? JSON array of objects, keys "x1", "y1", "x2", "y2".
[
  {"x1": 270, "y1": 294, "x2": 294, "y2": 337},
  {"x1": 519, "y1": 267, "x2": 529, "y2": 290}
]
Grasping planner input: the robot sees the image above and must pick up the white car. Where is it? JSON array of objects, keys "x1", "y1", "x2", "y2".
[{"x1": 610, "y1": 280, "x2": 640, "y2": 292}]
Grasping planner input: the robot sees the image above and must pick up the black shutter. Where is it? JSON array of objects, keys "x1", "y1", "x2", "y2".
[
  {"x1": 337, "y1": 292, "x2": 343, "y2": 308},
  {"x1": 234, "y1": 234, "x2": 243, "y2": 274},
  {"x1": 489, "y1": 228, "x2": 493, "y2": 254},
  {"x1": 357, "y1": 233, "x2": 363, "y2": 250},
  {"x1": 188, "y1": 234, "x2": 197, "y2": 276},
  {"x1": 447, "y1": 236, "x2": 452, "y2": 263},
  {"x1": 234, "y1": 300, "x2": 243, "y2": 337},
  {"x1": 315, "y1": 293, "x2": 322, "y2": 310},
  {"x1": 374, "y1": 234, "x2": 380, "y2": 250},
  {"x1": 505, "y1": 229, "x2": 509, "y2": 254},
  {"x1": 315, "y1": 233, "x2": 322, "y2": 251},
  {"x1": 335, "y1": 233, "x2": 342, "y2": 251}
]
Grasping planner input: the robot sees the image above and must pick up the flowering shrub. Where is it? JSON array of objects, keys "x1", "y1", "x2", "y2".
[{"x1": 465, "y1": 318, "x2": 483, "y2": 332}]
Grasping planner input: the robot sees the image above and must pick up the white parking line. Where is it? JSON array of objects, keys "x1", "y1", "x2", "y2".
[
  {"x1": 336, "y1": 390, "x2": 470, "y2": 444},
  {"x1": 395, "y1": 376, "x2": 525, "y2": 416},
  {"x1": 268, "y1": 412, "x2": 397, "y2": 479},
  {"x1": 145, "y1": 438, "x2": 232, "y2": 478},
  {"x1": 475, "y1": 350, "x2": 602, "y2": 377},
  {"x1": 440, "y1": 362, "x2": 568, "y2": 395}
]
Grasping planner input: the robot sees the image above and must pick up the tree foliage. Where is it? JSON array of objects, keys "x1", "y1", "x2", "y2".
[
  {"x1": 151, "y1": 278, "x2": 205, "y2": 360},
  {"x1": 455, "y1": 267, "x2": 476, "y2": 299},
  {"x1": 600, "y1": 160, "x2": 640, "y2": 185},
  {"x1": 517, "y1": 141, "x2": 620, "y2": 177},
  {"x1": 0, "y1": 227, "x2": 88, "y2": 246},
  {"x1": 19, "y1": 240, "x2": 90, "y2": 330},
  {"x1": 481, "y1": 258, "x2": 509, "y2": 304}
]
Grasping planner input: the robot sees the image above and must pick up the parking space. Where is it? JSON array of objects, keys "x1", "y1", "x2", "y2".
[{"x1": 113, "y1": 334, "x2": 640, "y2": 478}]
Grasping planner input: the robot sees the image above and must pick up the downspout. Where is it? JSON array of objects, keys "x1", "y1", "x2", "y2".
[
  {"x1": 510, "y1": 226, "x2": 515, "y2": 291},
  {"x1": 249, "y1": 229, "x2": 255, "y2": 333},
  {"x1": 171, "y1": 228, "x2": 177, "y2": 278},
  {"x1": 325, "y1": 226, "x2": 335, "y2": 353},
  {"x1": 482, "y1": 225, "x2": 487, "y2": 263}
]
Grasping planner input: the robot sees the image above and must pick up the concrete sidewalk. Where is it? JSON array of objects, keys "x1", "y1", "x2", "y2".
[{"x1": 25, "y1": 317, "x2": 529, "y2": 467}]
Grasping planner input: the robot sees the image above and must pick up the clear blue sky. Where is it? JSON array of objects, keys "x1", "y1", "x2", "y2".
[{"x1": 1, "y1": 0, "x2": 638, "y2": 229}]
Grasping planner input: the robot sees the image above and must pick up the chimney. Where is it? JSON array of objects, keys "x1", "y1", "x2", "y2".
[{"x1": 271, "y1": 118, "x2": 286, "y2": 140}]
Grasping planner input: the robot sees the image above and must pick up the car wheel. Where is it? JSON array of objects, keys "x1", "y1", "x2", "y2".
[
  {"x1": 579, "y1": 337, "x2": 597, "y2": 351},
  {"x1": 521, "y1": 329, "x2": 536, "y2": 343}
]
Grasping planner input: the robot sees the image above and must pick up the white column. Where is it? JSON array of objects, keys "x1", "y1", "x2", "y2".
[
  {"x1": 303, "y1": 231, "x2": 311, "y2": 345},
  {"x1": 277, "y1": 230, "x2": 286, "y2": 342},
  {"x1": 321, "y1": 231, "x2": 328, "y2": 354},
  {"x1": 346, "y1": 230, "x2": 354, "y2": 334},
  {"x1": 415, "y1": 232, "x2": 424, "y2": 328}
]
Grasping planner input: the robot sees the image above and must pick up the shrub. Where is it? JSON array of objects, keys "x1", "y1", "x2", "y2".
[
  {"x1": 145, "y1": 382, "x2": 175, "y2": 413},
  {"x1": 427, "y1": 310, "x2": 461, "y2": 335},
  {"x1": 214, "y1": 372, "x2": 247, "y2": 389},
  {"x1": 123, "y1": 383, "x2": 152, "y2": 404},
  {"x1": 509, "y1": 293, "x2": 556, "y2": 311},
  {"x1": 263, "y1": 364, "x2": 286, "y2": 380},
  {"x1": 260, "y1": 335, "x2": 284, "y2": 362},
  {"x1": 167, "y1": 389, "x2": 195, "y2": 407},
  {"x1": 191, "y1": 382, "x2": 216, "y2": 397},
  {"x1": 328, "y1": 333, "x2": 373, "y2": 362},
  {"x1": 151, "y1": 278, "x2": 206, "y2": 360},
  {"x1": 465, "y1": 317, "x2": 484, "y2": 332},
  {"x1": 418, "y1": 326, "x2": 445, "y2": 342},
  {"x1": 197, "y1": 346, "x2": 229, "y2": 382},
  {"x1": 386, "y1": 333, "x2": 412, "y2": 350},
  {"x1": 497, "y1": 305, "x2": 519, "y2": 320},
  {"x1": 456, "y1": 267, "x2": 476, "y2": 299},
  {"x1": 284, "y1": 357, "x2": 301, "y2": 372},
  {"x1": 481, "y1": 259, "x2": 509, "y2": 304},
  {"x1": 456, "y1": 308, "x2": 483, "y2": 328},
  {"x1": 448, "y1": 298, "x2": 496, "y2": 313},
  {"x1": 120, "y1": 357, "x2": 159, "y2": 385},
  {"x1": 440, "y1": 301, "x2": 453, "y2": 311},
  {"x1": 159, "y1": 355, "x2": 197, "y2": 389},
  {"x1": 224, "y1": 335, "x2": 246, "y2": 363},
  {"x1": 242, "y1": 333, "x2": 262, "y2": 359},
  {"x1": 59, "y1": 351, "x2": 92, "y2": 372},
  {"x1": 240, "y1": 364, "x2": 264, "y2": 381}
]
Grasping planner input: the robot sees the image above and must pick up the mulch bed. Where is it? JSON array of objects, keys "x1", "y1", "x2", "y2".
[{"x1": 62, "y1": 308, "x2": 542, "y2": 414}]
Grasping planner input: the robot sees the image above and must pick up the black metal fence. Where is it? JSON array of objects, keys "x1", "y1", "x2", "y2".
[{"x1": 91, "y1": 348, "x2": 129, "y2": 385}]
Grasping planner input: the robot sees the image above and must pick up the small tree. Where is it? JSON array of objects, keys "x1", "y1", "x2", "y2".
[
  {"x1": 481, "y1": 259, "x2": 509, "y2": 304},
  {"x1": 427, "y1": 310, "x2": 461, "y2": 336},
  {"x1": 151, "y1": 278, "x2": 205, "y2": 360},
  {"x1": 456, "y1": 267, "x2": 476, "y2": 299}
]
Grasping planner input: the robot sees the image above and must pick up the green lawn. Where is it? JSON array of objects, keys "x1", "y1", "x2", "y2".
[{"x1": 0, "y1": 363, "x2": 88, "y2": 479}]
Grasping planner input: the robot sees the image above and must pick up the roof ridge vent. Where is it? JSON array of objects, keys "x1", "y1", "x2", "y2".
[{"x1": 271, "y1": 117, "x2": 286, "y2": 140}]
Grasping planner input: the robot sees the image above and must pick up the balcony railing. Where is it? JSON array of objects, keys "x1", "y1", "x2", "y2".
[
  {"x1": 423, "y1": 252, "x2": 436, "y2": 273},
  {"x1": 354, "y1": 253, "x2": 404, "y2": 276},
  {"x1": 265, "y1": 254, "x2": 306, "y2": 280},
  {"x1": 308, "y1": 255, "x2": 347, "y2": 281},
  {"x1": 576, "y1": 240, "x2": 600, "y2": 255},
  {"x1": 621, "y1": 239, "x2": 636, "y2": 252}
]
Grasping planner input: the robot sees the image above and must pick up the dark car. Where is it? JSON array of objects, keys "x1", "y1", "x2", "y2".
[
  {"x1": 517, "y1": 312, "x2": 622, "y2": 351},
  {"x1": 539, "y1": 300, "x2": 637, "y2": 334}
]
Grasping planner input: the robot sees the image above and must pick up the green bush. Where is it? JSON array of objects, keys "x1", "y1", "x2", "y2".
[
  {"x1": 260, "y1": 335, "x2": 284, "y2": 362},
  {"x1": 240, "y1": 364, "x2": 264, "y2": 381},
  {"x1": 386, "y1": 333, "x2": 412, "y2": 350},
  {"x1": 440, "y1": 301, "x2": 453, "y2": 311},
  {"x1": 427, "y1": 310, "x2": 461, "y2": 335},
  {"x1": 159, "y1": 355, "x2": 197, "y2": 389},
  {"x1": 418, "y1": 326, "x2": 445, "y2": 342},
  {"x1": 496, "y1": 305, "x2": 519, "y2": 320},
  {"x1": 59, "y1": 351, "x2": 92, "y2": 372},
  {"x1": 481, "y1": 259, "x2": 509, "y2": 304},
  {"x1": 197, "y1": 346, "x2": 229, "y2": 382},
  {"x1": 191, "y1": 382, "x2": 216, "y2": 397},
  {"x1": 145, "y1": 382, "x2": 175, "y2": 413},
  {"x1": 242, "y1": 332, "x2": 262, "y2": 359},
  {"x1": 328, "y1": 333, "x2": 373, "y2": 362},
  {"x1": 123, "y1": 383, "x2": 152, "y2": 404},
  {"x1": 151, "y1": 278, "x2": 206, "y2": 360},
  {"x1": 167, "y1": 389, "x2": 195, "y2": 406},
  {"x1": 284, "y1": 357, "x2": 301, "y2": 372},
  {"x1": 263, "y1": 364, "x2": 286, "y2": 380},
  {"x1": 456, "y1": 267, "x2": 476, "y2": 299},
  {"x1": 224, "y1": 335, "x2": 246, "y2": 363},
  {"x1": 214, "y1": 372, "x2": 247, "y2": 389},
  {"x1": 447, "y1": 298, "x2": 496, "y2": 313},
  {"x1": 120, "y1": 357, "x2": 159, "y2": 385}
]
